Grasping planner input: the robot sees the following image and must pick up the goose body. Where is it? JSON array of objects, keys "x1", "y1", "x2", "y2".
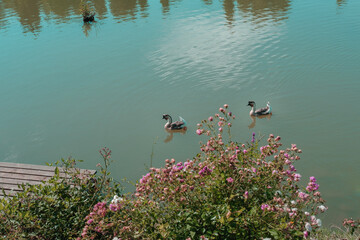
[
  {"x1": 247, "y1": 101, "x2": 272, "y2": 116},
  {"x1": 162, "y1": 114, "x2": 187, "y2": 130}
]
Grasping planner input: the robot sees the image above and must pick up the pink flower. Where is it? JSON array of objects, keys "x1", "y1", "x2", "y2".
[
  {"x1": 219, "y1": 108, "x2": 225, "y2": 113},
  {"x1": 109, "y1": 204, "x2": 120, "y2": 211},
  {"x1": 244, "y1": 191, "x2": 249, "y2": 199},
  {"x1": 87, "y1": 219, "x2": 93, "y2": 224},
  {"x1": 219, "y1": 127, "x2": 223, "y2": 132},
  {"x1": 224, "y1": 104, "x2": 229, "y2": 109},
  {"x1": 226, "y1": 177, "x2": 234, "y2": 183},
  {"x1": 208, "y1": 116, "x2": 213, "y2": 121},
  {"x1": 303, "y1": 231, "x2": 309, "y2": 238},
  {"x1": 293, "y1": 173, "x2": 301, "y2": 181},
  {"x1": 309, "y1": 176, "x2": 316, "y2": 182},
  {"x1": 196, "y1": 129, "x2": 203, "y2": 135},
  {"x1": 261, "y1": 204, "x2": 269, "y2": 211},
  {"x1": 298, "y1": 191, "x2": 309, "y2": 200},
  {"x1": 243, "y1": 149, "x2": 248, "y2": 154}
]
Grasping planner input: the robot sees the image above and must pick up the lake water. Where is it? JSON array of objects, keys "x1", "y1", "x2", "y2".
[{"x1": 0, "y1": 0, "x2": 359, "y2": 226}]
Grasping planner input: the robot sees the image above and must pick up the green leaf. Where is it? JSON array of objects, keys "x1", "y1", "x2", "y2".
[{"x1": 269, "y1": 229, "x2": 279, "y2": 239}]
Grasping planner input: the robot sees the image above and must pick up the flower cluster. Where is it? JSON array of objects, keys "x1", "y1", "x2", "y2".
[
  {"x1": 343, "y1": 218, "x2": 360, "y2": 235},
  {"x1": 80, "y1": 105, "x2": 327, "y2": 240}
]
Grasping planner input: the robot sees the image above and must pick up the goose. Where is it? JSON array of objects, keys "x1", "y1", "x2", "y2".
[
  {"x1": 162, "y1": 114, "x2": 187, "y2": 130},
  {"x1": 247, "y1": 101, "x2": 272, "y2": 116}
]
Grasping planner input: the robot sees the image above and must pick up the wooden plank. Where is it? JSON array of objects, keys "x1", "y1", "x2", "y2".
[
  {"x1": 0, "y1": 167, "x2": 59, "y2": 177},
  {"x1": 0, "y1": 163, "x2": 96, "y2": 175},
  {"x1": 0, "y1": 178, "x2": 44, "y2": 186},
  {"x1": 0, "y1": 172, "x2": 52, "y2": 182},
  {"x1": 0, "y1": 183, "x2": 23, "y2": 191},
  {"x1": 0, "y1": 162, "x2": 57, "y2": 171},
  {"x1": 0, "y1": 162, "x2": 96, "y2": 197}
]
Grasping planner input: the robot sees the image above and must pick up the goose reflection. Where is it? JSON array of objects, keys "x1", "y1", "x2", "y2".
[
  {"x1": 82, "y1": 21, "x2": 100, "y2": 37},
  {"x1": 337, "y1": 0, "x2": 347, "y2": 7},
  {"x1": 164, "y1": 127, "x2": 187, "y2": 143},
  {"x1": 248, "y1": 113, "x2": 272, "y2": 129}
]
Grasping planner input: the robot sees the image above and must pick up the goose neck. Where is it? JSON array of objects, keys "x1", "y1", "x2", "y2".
[{"x1": 167, "y1": 116, "x2": 172, "y2": 124}]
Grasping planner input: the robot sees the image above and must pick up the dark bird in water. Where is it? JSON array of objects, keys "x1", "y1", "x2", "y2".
[
  {"x1": 162, "y1": 114, "x2": 187, "y2": 130},
  {"x1": 247, "y1": 101, "x2": 272, "y2": 116},
  {"x1": 83, "y1": 14, "x2": 95, "y2": 22}
]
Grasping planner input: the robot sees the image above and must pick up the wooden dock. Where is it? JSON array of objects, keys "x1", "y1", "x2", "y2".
[{"x1": 0, "y1": 162, "x2": 96, "y2": 197}]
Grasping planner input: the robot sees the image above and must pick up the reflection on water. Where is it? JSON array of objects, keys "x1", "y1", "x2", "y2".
[
  {"x1": 0, "y1": 0, "x2": 292, "y2": 34},
  {"x1": 160, "y1": 0, "x2": 170, "y2": 15},
  {"x1": 0, "y1": 0, "x2": 107, "y2": 34},
  {"x1": 0, "y1": 0, "x2": 151, "y2": 34},
  {"x1": 337, "y1": 0, "x2": 347, "y2": 8},
  {"x1": 110, "y1": 0, "x2": 136, "y2": 22},
  {"x1": 248, "y1": 114, "x2": 272, "y2": 129},
  {"x1": 164, "y1": 128, "x2": 187, "y2": 143},
  {"x1": 236, "y1": 0, "x2": 291, "y2": 24},
  {"x1": 0, "y1": 0, "x2": 42, "y2": 34},
  {"x1": 337, "y1": 0, "x2": 346, "y2": 6},
  {"x1": 82, "y1": 22, "x2": 99, "y2": 37},
  {"x1": 210, "y1": 0, "x2": 292, "y2": 26},
  {"x1": 160, "y1": 0, "x2": 181, "y2": 16},
  {"x1": 202, "y1": 0, "x2": 213, "y2": 6},
  {"x1": 223, "y1": 0, "x2": 235, "y2": 25}
]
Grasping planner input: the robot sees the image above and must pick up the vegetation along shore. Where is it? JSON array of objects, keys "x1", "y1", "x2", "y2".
[{"x1": 1, "y1": 105, "x2": 359, "y2": 239}]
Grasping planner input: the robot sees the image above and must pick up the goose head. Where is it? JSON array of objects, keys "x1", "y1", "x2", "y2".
[
  {"x1": 162, "y1": 114, "x2": 170, "y2": 120},
  {"x1": 247, "y1": 101, "x2": 255, "y2": 107}
]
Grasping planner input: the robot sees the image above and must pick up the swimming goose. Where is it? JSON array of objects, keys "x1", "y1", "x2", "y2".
[
  {"x1": 162, "y1": 114, "x2": 187, "y2": 130},
  {"x1": 247, "y1": 101, "x2": 272, "y2": 116}
]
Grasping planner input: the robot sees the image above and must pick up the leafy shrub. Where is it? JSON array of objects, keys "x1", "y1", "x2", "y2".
[
  {"x1": 80, "y1": 105, "x2": 328, "y2": 240},
  {"x1": 0, "y1": 148, "x2": 121, "y2": 240}
]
